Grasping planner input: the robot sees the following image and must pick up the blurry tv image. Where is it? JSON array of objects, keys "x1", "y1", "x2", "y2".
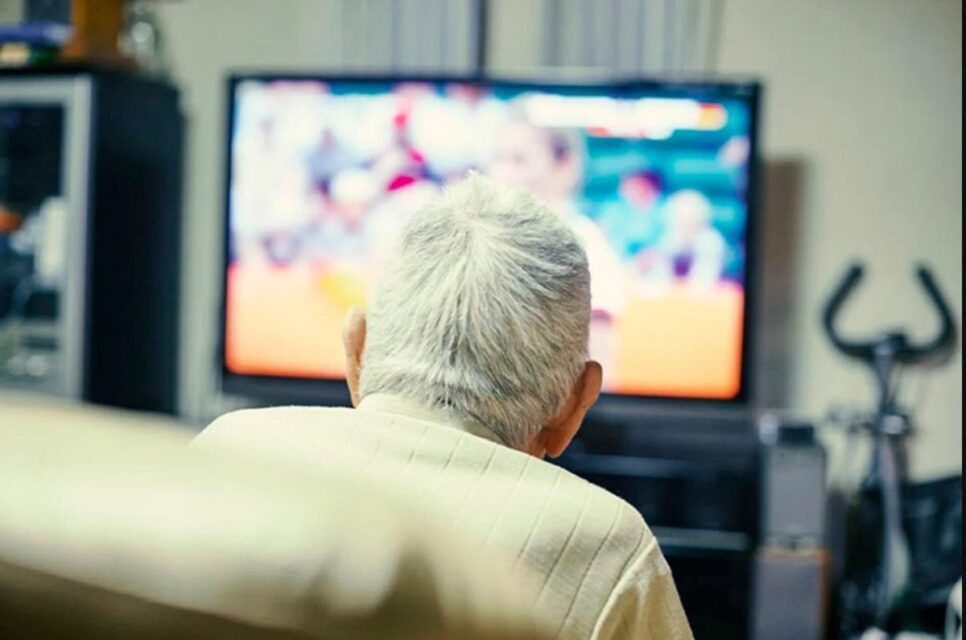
[{"x1": 222, "y1": 77, "x2": 758, "y2": 401}]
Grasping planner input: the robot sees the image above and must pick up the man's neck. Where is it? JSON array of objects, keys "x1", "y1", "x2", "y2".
[{"x1": 357, "y1": 393, "x2": 507, "y2": 446}]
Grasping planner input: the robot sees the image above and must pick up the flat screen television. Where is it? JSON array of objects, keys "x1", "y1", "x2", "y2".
[{"x1": 219, "y1": 74, "x2": 760, "y2": 406}]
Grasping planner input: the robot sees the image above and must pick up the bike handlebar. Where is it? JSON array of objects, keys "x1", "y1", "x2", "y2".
[{"x1": 822, "y1": 262, "x2": 957, "y2": 363}]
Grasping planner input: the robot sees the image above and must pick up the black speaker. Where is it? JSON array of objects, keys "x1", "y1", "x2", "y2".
[{"x1": 0, "y1": 68, "x2": 182, "y2": 414}]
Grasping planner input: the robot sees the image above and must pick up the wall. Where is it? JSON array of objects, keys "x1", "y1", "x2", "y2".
[
  {"x1": 158, "y1": 0, "x2": 962, "y2": 478},
  {"x1": 155, "y1": 0, "x2": 346, "y2": 423},
  {"x1": 0, "y1": 1, "x2": 25, "y2": 24},
  {"x1": 715, "y1": 0, "x2": 962, "y2": 479}
]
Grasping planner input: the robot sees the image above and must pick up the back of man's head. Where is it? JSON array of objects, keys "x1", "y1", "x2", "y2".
[{"x1": 361, "y1": 173, "x2": 591, "y2": 448}]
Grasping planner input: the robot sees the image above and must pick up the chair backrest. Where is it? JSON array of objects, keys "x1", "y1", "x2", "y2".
[{"x1": 0, "y1": 413, "x2": 550, "y2": 640}]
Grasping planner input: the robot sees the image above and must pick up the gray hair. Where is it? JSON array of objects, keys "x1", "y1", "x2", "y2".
[{"x1": 360, "y1": 173, "x2": 591, "y2": 448}]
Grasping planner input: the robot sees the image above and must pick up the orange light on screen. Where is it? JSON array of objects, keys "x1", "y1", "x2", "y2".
[
  {"x1": 225, "y1": 265, "x2": 350, "y2": 378},
  {"x1": 226, "y1": 264, "x2": 745, "y2": 399},
  {"x1": 611, "y1": 284, "x2": 744, "y2": 399}
]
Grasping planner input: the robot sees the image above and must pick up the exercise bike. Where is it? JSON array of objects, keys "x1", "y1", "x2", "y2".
[{"x1": 822, "y1": 263, "x2": 957, "y2": 638}]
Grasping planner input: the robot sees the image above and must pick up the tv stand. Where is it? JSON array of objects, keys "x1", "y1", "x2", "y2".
[{"x1": 555, "y1": 406, "x2": 761, "y2": 639}]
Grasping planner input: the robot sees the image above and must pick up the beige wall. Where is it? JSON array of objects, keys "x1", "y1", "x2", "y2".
[
  {"x1": 159, "y1": 0, "x2": 961, "y2": 478},
  {"x1": 0, "y1": 1, "x2": 26, "y2": 24},
  {"x1": 716, "y1": 0, "x2": 962, "y2": 478},
  {"x1": 155, "y1": 0, "x2": 349, "y2": 423}
]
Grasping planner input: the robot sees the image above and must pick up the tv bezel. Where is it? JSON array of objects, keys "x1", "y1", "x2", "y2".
[{"x1": 217, "y1": 72, "x2": 763, "y2": 411}]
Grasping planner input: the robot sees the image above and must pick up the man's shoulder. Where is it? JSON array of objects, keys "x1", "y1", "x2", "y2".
[
  {"x1": 514, "y1": 463, "x2": 669, "y2": 638},
  {"x1": 545, "y1": 462, "x2": 654, "y2": 544}
]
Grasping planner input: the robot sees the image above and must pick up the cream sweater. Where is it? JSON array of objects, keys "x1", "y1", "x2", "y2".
[{"x1": 195, "y1": 393, "x2": 693, "y2": 640}]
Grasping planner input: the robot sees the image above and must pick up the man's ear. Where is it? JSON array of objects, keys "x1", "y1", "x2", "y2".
[
  {"x1": 540, "y1": 361, "x2": 602, "y2": 459},
  {"x1": 342, "y1": 307, "x2": 366, "y2": 407}
]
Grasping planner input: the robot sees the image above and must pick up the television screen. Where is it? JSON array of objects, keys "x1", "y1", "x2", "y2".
[{"x1": 223, "y1": 77, "x2": 757, "y2": 401}]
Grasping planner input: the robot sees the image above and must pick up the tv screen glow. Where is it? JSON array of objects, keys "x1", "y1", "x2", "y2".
[{"x1": 223, "y1": 77, "x2": 756, "y2": 400}]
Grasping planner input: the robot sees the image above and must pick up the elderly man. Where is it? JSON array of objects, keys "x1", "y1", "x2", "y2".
[{"x1": 196, "y1": 174, "x2": 692, "y2": 640}]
